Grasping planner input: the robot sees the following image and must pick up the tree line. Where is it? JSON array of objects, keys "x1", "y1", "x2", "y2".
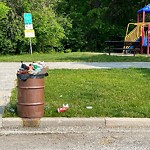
[{"x1": 0, "y1": 0, "x2": 149, "y2": 54}]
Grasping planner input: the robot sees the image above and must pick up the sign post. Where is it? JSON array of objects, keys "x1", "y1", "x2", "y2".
[
  {"x1": 30, "y1": 38, "x2": 32, "y2": 54},
  {"x1": 23, "y1": 13, "x2": 35, "y2": 54}
]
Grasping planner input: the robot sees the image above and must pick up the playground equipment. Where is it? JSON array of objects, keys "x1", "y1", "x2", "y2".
[{"x1": 124, "y1": 4, "x2": 150, "y2": 55}]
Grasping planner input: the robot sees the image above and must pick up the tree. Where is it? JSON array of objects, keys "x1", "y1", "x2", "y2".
[
  {"x1": 1, "y1": 0, "x2": 149, "y2": 54},
  {"x1": 0, "y1": 0, "x2": 69, "y2": 54},
  {"x1": 33, "y1": 7, "x2": 65, "y2": 52}
]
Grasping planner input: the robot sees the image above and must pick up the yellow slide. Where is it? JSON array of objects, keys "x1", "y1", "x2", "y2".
[{"x1": 124, "y1": 23, "x2": 142, "y2": 42}]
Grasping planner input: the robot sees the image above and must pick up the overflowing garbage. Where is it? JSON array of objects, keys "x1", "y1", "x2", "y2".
[{"x1": 17, "y1": 61, "x2": 49, "y2": 80}]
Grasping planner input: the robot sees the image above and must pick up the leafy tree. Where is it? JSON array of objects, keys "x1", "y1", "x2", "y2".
[
  {"x1": 1, "y1": 0, "x2": 150, "y2": 54},
  {"x1": 1, "y1": 0, "x2": 69, "y2": 54},
  {"x1": 33, "y1": 7, "x2": 65, "y2": 52}
]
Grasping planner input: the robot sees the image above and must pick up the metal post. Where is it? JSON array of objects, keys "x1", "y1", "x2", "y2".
[
  {"x1": 30, "y1": 38, "x2": 32, "y2": 54},
  {"x1": 147, "y1": 25, "x2": 150, "y2": 55}
]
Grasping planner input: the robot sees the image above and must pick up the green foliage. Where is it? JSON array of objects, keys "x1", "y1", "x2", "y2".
[
  {"x1": 57, "y1": 0, "x2": 128, "y2": 52},
  {"x1": 64, "y1": 49, "x2": 72, "y2": 53},
  {"x1": 1, "y1": 0, "x2": 150, "y2": 54},
  {"x1": 0, "y1": 0, "x2": 69, "y2": 54},
  {"x1": 0, "y1": 2, "x2": 10, "y2": 19},
  {"x1": 0, "y1": 1, "x2": 30, "y2": 54},
  {"x1": 33, "y1": 8, "x2": 65, "y2": 52},
  {"x1": 0, "y1": 2, "x2": 13, "y2": 54}
]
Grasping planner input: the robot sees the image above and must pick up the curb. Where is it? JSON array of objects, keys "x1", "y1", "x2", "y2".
[
  {"x1": 2, "y1": 117, "x2": 150, "y2": 128},
  {"x1": 105, "y1": 117, "x2": 150, "y2": 128},
  {"x1": 1, "y1": 117, "x2": 105, "y2": 128},
  {"x1": 1, "y1": 117, "x2": 150, "y2": 135},
  {"x1": 0, "y1": 117, "x2": 105, "y2": 135}
]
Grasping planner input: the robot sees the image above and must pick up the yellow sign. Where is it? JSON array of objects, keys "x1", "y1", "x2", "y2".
[{"x1": 24, "y1": 29, "x2": 35, "y2": 38}]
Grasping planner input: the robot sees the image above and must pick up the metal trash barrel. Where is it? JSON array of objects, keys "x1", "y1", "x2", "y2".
[{"x1": 17, "y1": 74, "x2": 45, "y2": 118}]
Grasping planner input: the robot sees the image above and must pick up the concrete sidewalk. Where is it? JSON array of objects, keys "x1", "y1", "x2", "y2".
[{"x1": 46, "y1": 62, "x2": 150, "y2": 69}]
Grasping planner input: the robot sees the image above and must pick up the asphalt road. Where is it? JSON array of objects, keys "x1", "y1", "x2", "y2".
[{"x1": 1, "y1": 128, "x2": 150, "y2": 150}]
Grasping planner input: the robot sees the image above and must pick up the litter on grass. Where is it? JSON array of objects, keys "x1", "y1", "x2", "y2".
[
  {"x1": 58, "y1": 104, "x2": 69, "y2": 113},
  {"x1": 86, "y1": 106, "x2": 93, "y2": 109}
]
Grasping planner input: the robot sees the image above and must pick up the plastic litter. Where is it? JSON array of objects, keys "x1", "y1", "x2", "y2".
[
  {"x1": 9, "y1": 108, "x2": 15, "y2": 113},
  {"x1": 86, "y1": 106, "x2": 93, "y2": 109}
]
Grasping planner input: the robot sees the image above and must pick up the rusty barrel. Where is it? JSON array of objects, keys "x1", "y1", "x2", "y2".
[{"x1": 17, "y1": 74, "x2": 45, "y2": 118}]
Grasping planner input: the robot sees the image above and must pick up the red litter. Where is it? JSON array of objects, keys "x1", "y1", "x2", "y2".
[{"x1": 57, "y1": 104, "x2": 69, "y2": 113}]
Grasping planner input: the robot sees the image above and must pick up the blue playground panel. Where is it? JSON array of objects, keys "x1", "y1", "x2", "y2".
[
  {"x1": 129, "y1": 37, "x2": 147, "y2": 48},
  {"x1": 128, "y1": 38, "x2": 140, "y2": 50},
  {"x1": 143, "y1": 37, "x2": 148, "y2": 46}
]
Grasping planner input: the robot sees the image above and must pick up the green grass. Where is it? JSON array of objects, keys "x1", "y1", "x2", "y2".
[
  {"x1": 4, "y1": 68, "x2": 150, "y2": 118},
  {"x1": 0, "y1": 52, "x2": 150, "y2": 62}
]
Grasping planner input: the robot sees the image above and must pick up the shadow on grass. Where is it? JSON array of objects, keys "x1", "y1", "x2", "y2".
[
  {"x1": 134, "y1": 68, "x2": 150, "y2": 78},
  {"x1": 55, "y1": 53, "x2": 150, "y2": 62}
]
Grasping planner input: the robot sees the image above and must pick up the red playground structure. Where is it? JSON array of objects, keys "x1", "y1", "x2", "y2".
[{"x1": 125, "y1": 4, "x2": 150, "y2": 55}]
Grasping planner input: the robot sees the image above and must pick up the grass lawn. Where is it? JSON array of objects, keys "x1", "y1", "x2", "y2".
[
  {"x1": 4, "y1": 68, "x2": 150, "y2": 118},
  {"x1": 0, "y1": 52, "x2": 150, "y2": 62}
]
